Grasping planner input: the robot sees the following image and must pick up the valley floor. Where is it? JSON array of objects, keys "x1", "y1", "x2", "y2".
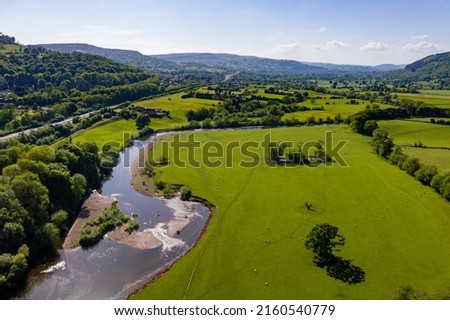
[{"x1": 131, "y1": 125, "x2": 450, "y2": 299}]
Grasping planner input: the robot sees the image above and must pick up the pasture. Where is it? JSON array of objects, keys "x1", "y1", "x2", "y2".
[
  {"x1": 135, "y1": 93, "x2": 221, "y2": 130},
  {"x1": 132, "y1": 125, "x2": 450, "y2": 299},
  {"x1": 282, "y1": 98, "x2": 377, "y2": 122},
  {"x1": 419, "y1": 89, "x2": 450, "y2": 96},
  {"x1": 379, "y1": 119, "x2": 450, "y2": 173},
  {"x1": 72, "y1": 119, "x2": 138, "y2": 149},
  {"x1": 378, "y1": 120, "x2": 450, "y2": 148},
  {"x1": 402, "y1": 147, "x2": 450, "y2": 173},
  {"x1": 394, "y1": 93, "x2": 450, "y2": 109}
]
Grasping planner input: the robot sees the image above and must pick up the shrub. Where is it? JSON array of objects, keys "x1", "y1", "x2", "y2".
[
  {"x1": 138, "y1": 127, "x2": 153, "y2": 138},
  {"x1": 401, "y1": 157, "x2": 420, "y2": 176},
  {"x1": 440, "y1": 175, "x2": 450, "y2": 191},
  {"x1": 414, "y1": 164, "x2": 438, "y2": 186},
  {"x1": 154, "y1": 179, "x2": 166, "y2": 190},
  {"x1": 125, "y1": 219, "x2": 139, "y2": 234},
  {"x1": 163, "y1": 184, "x2": 173, "y2": 198},
  {"x1": 430, "y1": 174, "x2": 445, "y2": 191},
  {"x1": 364, "y1": 120, "x2": 379, "y2": 136},
  {"x1": 179, "y1": 185, "x2": 192, "y2": 201},
  {"x1": 442, "y1": 182, "x2": 450, "y2": 201},
  {"x1": 79, "y1": 203, "x2": 129, "y2": 247},
  {"x1": 389, "y1": 146, "x2": 408, "y2": 167}
]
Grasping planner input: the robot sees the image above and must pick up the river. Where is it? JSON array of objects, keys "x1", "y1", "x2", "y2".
[{"x1": 17, "y1": 133, "x2": 210, "y2": 299}]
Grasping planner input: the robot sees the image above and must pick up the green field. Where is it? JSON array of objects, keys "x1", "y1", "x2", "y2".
[
  {"x1": 282, "y1": 98, "x2": 383, "y2": 122},
  {"x1": 378, "y1": 119, "x2": 450, "y2": 173},
  {"x1": 402, "y1": 147, "x2": 450, "y2": 173},
  {"x1": 135, "y1": 93, "x2": 221, "y2": 130},
  {"x1": 419, "y1": 90, "x2": 450, "y2": 96},
  {"x1": 132, "y1": 125, "x2": 450, "y2": 299},
  {"x1": 394, "y1": 93, "x2": 450, "y2": 108},
  {"x1": 72, "y1": 119, "x2": 138, "y2": 148},
  {"x1": 379, "y1": 120, "x2": 450, "y2": 148}
]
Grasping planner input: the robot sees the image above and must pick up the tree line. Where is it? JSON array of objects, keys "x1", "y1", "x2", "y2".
[{"x1": 371, "y1": 128, "x2": 449, "y2": 201}]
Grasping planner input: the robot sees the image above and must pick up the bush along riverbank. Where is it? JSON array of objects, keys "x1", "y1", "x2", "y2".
[{"x1": 79, "y1": 202, "x2": 138, "y2": 248}]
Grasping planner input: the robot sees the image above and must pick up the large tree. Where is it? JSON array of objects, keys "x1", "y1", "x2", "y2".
[
  {"x1": 304, "y1": 223, "x2": 345, "y2": 265},
  {"x1": 135, "y1": 114, "x2": 151, "y2": 130}
]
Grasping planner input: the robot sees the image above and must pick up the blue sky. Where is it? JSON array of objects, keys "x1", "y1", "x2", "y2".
[{"x1": 1, "y1": 0, "x2": 449, "y2": 65}]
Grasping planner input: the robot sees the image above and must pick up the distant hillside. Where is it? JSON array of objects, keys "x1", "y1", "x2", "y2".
[
  {"x1": 154, "y1": 52, "x2": 328, "y2": 75},
  {"x1": 38, "y1": 44, "x2": 327, "y2": 75},
  {"x1": 404, "y1": 51, "x2": 450, "y2": 79},
  {"x1": 387, "y1": 51, "x2": 450, "y2": 81},
  {"x1": 35, "y1": 43, "x2": 226, "y2": 80},
  {"x1": 303, "y1": 62, "x2": 404, "y2": 72},
  {"x1": 36, "y1": 43, "x2": 180, "y2": 72},
  {"x1": 1, "y1": 45, "x2": 151, "y2": 95},
  {"x1": 37, "y1": 43, "x2": 437, "y2": 78}
]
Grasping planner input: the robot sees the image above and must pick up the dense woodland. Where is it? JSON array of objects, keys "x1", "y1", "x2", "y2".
[
  {"x1": 0, "y1": 41, "x2": 161, "y2": 136},
  {"x1": 0, "y1": 141, "x2": 106, "y2": 294}
]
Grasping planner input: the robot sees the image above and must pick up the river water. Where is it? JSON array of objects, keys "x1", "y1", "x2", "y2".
[{"x1": 18, "y1": 134, "x2": 209, "y2": 299}]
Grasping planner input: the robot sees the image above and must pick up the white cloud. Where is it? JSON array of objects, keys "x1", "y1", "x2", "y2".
[
  {"x1": 360, "y1": 42, "x2": 388, "y2": 51},
  {"x1": 312, "y1": 40, "x2": 350, "y2": 50},
  {"x1": 317, "y1": 27, "x2": 327, "y2": 33},
  {"x1": 265, "y1": 40, "x2": 349, "y2": 56},
  {"x1": 269, "y1": 42, "x2": 302, "y2": 53},
  {"x1": 402, "y1": 41, "x2": 442, "y2": 52},
  {"x1": 410, "y1": 34, "x2": 430, "y2": 40}
]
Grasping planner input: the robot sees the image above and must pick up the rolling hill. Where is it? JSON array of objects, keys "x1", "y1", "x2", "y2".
[
  {"x1": 153, "y1": 52, "x2": 328, "y2": 74},
  {"x1": 392, "y1": 51, "x2": 450, "y2": 81},
  {"x1": 34, "y1": 43, "x2": 226, "y2": 78},
  {"x1": 34, "y1": 43, "x2": 450, "y2": 81},
  {"x1": 303, "y1": 61, "x2": 404, "y2": 72},
  {"x1": 36, "y1": 44, "x2": 400, "y2": 76}
]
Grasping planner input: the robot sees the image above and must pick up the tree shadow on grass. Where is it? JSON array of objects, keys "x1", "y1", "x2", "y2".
[{"x1": 314, "y1": 255, "x2": 365, "y2": 285}]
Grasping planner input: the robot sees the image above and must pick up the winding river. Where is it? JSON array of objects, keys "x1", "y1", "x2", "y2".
[{"x1": 18, "y1": 134, "x2": 210, "y2": 299}]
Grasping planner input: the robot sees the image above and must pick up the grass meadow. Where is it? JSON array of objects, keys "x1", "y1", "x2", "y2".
[
  {"x1": 402, "y1": 147, "x2": 450, "y2": 173},
  {"x1": 419, "y1": 90, "x2": 450, "y2": 96},
  {"x1": 135, "y1": 93, "x2": 221, "y2": 130},
  {"x1": 72, "y1": 119, "x2": 138, "y2": 149},
  {"x1": 379, "y1": 120, "x2": 450, "y2": 148},
  {"x1": 394, "y1": 93, "x2": 450, "y2": 109},
  {"x1": 379, "y1": 119, "x2": 450, "y2": 173},
  {"x1": 131, "y1": 125, "x2": 450, "y2": 299}
]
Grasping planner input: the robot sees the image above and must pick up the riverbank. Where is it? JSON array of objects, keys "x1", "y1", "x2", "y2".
[
  {"x1": 130, "y1": 133, "x2": 170, "y2": 197},
  {"x1": 63, "y1": 190, "x2": 116, "y2": 249},
  {"x1": 126, "y1": 132, "x2": 216, "y2": 299},
  {"x1": 63, "y1": 189, "x2": 162, "y2": 251}
]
